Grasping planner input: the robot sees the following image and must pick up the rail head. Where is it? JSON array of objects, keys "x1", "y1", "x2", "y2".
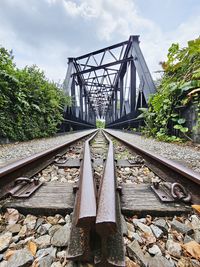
[
  {"x1": 96, "y1": 132, "x2": 117, "y2": 236},
  {"x1": 75, "y1": 131, "x2": 98, "y2": 228},
  {"x1": 0, "y1": 130, "x2": 98, "y2": 179},
  {"x1": 104, "y1": 129, "x2": 200, "y2": 186},
  {"x1": 0, "y1": 130, "x2": 98, "y2": 197}
]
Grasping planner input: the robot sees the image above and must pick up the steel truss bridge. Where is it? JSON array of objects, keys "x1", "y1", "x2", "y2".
[{"x1": 61, "y1": 35, "x2": 156, "y2": 131}]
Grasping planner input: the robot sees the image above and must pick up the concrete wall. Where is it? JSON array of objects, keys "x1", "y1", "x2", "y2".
[{"x1": 182, "y1": 102, "x2": 200, "y2": 143}]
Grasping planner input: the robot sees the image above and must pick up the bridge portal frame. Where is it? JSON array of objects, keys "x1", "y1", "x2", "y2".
[{"x1": 62, "y1": 35, "x2": 156, "y2": 131}]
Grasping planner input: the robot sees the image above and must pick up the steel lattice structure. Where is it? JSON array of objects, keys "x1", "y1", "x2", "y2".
[{"x1": 62, "y1": 35, "x2": 156, "y2": 130}]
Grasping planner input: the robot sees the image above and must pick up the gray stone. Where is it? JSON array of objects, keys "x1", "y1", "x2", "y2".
[
  {"x1": 38, "y1": 255, "x2": 53, "y2": 267},
  {"x1": 7, "y1": 249, "x2": 33, "y2": 267},
  {"x1": 190, "y1": 215, "x2": 200, "y2": 230},
  {"x1": 35, "y1": 218, "x2": 45, "y2": 230},
  {"x1": 65, "y1": 214, "x2": 71, "y2": 224},
  {"x1": 166, "y1": 240, "x2": 182, "y2": 257},
  {"x1": 11, "y1": 235, "x2": 20, "y2": 243},
  {"x1": 0, "y1": 254, "x2": 3, "y2": 261},
  {"x1": 51, "y1": 224, "x2": 70, "y2": 247},
  {"x1": 138, "y1": 218, "x2": 146, "y2": 224},
  {"x1": 51, "y1": 176, "x2": 59, "y2": 182},
  {"x1": 58, "y1": 218, "x2": 65, "y2": 225},
  {"x1": 37, "y1": 224, "x2": 51, "y2": 235},
  {"x1": 137, "y1": 222, "x2": 152, "y2": 235},
  {"x1": 58, "y1": 169, "x2": 65, "y2": 175},
  {"x1": 36, "y1": 247, "x2": 57, "y2": 258},
  {"x1": 132, "y1": 232, "x2": 143, "y2": 244},
  {"x1": 66, "y1": 262, "x2": 76, "y2": 267},
  {"x1": 121, "y1": 216, "x2": 128, "y2": 236},
  {"x1": 6, "y1": 224, "x2": 21, "y2": 234},
  {"x1": 171, "y1": 219, "x2": 193, "y2": 234},
  {"x1": 127, "y1": 240, "x2": 148, "y2": 267},
  {"x1": 147, "y1": 255, "x2": 174, "y2": 267},
  {"x1": 184, "y1": 235, "x2": 194, "y2": 243},
  {"x1": 0, "y1": 232, "x2": 12, "y2": 252},
  {"x1": 49, "y1": 225, "x2": 62, "y2": 236},
  {"x1": 132, "y1": 218, "x2": 139, "y2": 227},
  {"x1": 148, "y1": 245, "x2": 162, "y2": 256},
  {"x1": 51, "y1": 262, "x2": 63, "y2": 267},
  {"x1": 191, "y1": 259, "x2": 200, "y2": 267},
  {"x1": 150, "y1": 224, "x2": 163, "y2": 238},
  {"x1": 35, "y1": 235, "x2": 51, "y2": 248},
  {"x1": 193, "y1": 229, "x2": 200, "y2": 243},
  {"x1": 23, "y1": 215, "x2": 36, "y2": 230},
  {"x1": 56, "y1": 250, "x2": 67, "y2": 259},
  {"x1": 18, "y1": 225, "x2": 27, "y2": 237},
  {"x1": 0, "y1": 261, "x2": 8, "y2": 267},
  {"x1": 154, "y1": 219, "x2": 168, "y2": 234},
  {"x1": 60, "y1": 177, "x2": 67, "y2": 183}
]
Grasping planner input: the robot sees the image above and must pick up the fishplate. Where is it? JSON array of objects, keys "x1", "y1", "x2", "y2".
[{"x1": 6, "y1": 177, "x2": 43, "y2": 198}]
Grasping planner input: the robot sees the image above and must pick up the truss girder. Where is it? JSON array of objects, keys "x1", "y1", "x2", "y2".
[{"x1": 63, "y1": 35, "x2": 156, "y2": 129}]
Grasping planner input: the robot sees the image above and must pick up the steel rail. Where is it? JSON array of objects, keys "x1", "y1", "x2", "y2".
[
  {"x1": 103, "y1": 129, "x2": 200, "y2": 204},
  {"x1": 95, "y1": 130, "x2": 125, "y2": 266},
  {"x1": 67, "y1": 131, "x2": 98, "y2": 262},
  {"x1": 104, "y1": 130, "x2": 200, "y2": 185},
  {"x1": 75, "y1": 131, "x2": 98, "y2": 227},
  {"x1": 0, "y1": 130, "x2": 97, "y2": 196},
  {"x1": 96, "y1": 131, "x2": 117, "y2": 236},
  {"x1": 68, "y1": 130, "x2": 125, "y2": 265}
]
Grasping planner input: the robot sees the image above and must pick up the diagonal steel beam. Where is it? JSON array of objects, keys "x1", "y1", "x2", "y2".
[
  {"x1": 73, "y1": 57, "x2": 133, "y2": 76},
  {"x1": 75, "y1": 40, "x2": 129, "y2": 60}
]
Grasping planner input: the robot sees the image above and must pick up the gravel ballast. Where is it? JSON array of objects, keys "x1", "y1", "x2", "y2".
[
  {"x1": 0, "y1": 130, "x2": 94, "y2": 167},
  {"x1": 106, "y1": 130, "x2": 200, "y2": 174},
  {"x1": 0, "y1": 129, "x2": 200, "y2": 173}
]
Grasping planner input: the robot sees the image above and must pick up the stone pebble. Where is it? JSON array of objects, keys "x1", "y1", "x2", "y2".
[
  {"x1": 0, "y1": 209, "x2": 200, "y2": 266},
  {"x1": 123, "y1": 213, "x2": 200, "y2": 267},
  {"x1": 109, "y1": 130, "x2": 200, "y2": 173},
  {"x1": 0, "y1": 130, "x2": 92, "y2": 167}
]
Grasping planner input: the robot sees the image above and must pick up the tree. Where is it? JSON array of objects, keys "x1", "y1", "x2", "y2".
[
  {"x1": 0, "y1": 46, "x2": 71, "y2": 141},
  {"x1": 96, "y1": 120, "x2": 105, "y2": 128}
]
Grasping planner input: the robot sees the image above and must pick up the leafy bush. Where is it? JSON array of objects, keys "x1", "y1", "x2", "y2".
[
  {"x1": 140, "y1": 38, "x2": 200, "y2": 141},
  {"x1": 0, "y1": 47, "x2": 71, "y2": 141}
]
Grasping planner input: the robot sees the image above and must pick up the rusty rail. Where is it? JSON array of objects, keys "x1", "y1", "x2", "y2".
[
  {"x1": 67, "y1": 131, "x2": 98, "y2": 261},
  {"x1": 103, "y1": 129, "x2": 200, "y2": 204},
  {"x1": 0, "y1": 130, "x2": 97, "y2": 198},
  {"x1": 67, "y1": 130, "x2": 125, "y2": 266},
  {"x1": 75, "y1": 132, "x2": 98, "y2": 227},
  {"x1": 96, "y1": 132, "x2": 117, "y2": 235}
]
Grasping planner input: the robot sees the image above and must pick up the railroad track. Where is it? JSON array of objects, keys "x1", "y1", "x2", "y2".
[{"x1": 0, "y1": 129, "x2": 200, "y2": 267}]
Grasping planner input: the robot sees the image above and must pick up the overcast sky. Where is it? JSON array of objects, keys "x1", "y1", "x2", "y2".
[{"x1": 0, "y1": 0, "x2": 199, "y2": 83}]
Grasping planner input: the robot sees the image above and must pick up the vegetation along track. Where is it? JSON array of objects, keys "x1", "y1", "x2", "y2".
[{"x1": 0, "y1": 129, "x2": 200, "y2": 266}]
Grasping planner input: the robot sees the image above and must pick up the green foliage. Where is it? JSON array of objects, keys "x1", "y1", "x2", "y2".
[
  {"x1": 140, "y1": 37, "x2": 200, "y2": 141},
  {"x1": 96, "y1": 120, "x2": 105, "y2": 128},
  {"x1": 0, "y1": 46, "x2": 71, "y2": 141}
]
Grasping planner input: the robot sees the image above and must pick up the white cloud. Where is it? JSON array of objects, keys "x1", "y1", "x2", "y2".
[
  {"x1": 0, "y1": 0, "x2": 199, "y2": 82},
  {"x1": 63, "y1": 0, "x2": 97, "y2": 18}
]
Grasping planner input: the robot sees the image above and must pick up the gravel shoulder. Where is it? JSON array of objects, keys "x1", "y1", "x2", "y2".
[
  {"x1": 107, "y1": 130, "x2": 200, "y2": 174},
  {"x1": 0, "y1": 130, "x2": 94, "y2": 168}
]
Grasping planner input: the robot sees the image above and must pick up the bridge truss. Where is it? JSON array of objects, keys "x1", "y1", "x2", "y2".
[{"x1": 62, "y1": 35, "x2": 156, "y2": 130}]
